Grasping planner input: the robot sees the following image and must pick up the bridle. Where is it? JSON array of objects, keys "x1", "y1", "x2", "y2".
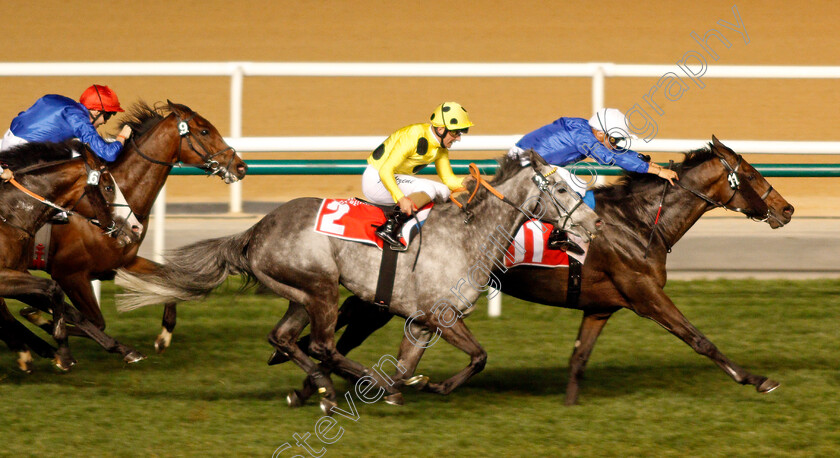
[
  {"x1": 120, "y1": 110, "x2": 237, "y2": 222},
  {"x1": 0, "y1": 158, "x2": 124, "y2": 238},
  {"x1": 130, "y1": 111, "x2": 237, "y2": 177},
  {"x1": 452, "y1": 163, "x2": 594, "y2": 241},
  {"x1": 674, "y1": 153, "x2": 775, "y2": 223}
]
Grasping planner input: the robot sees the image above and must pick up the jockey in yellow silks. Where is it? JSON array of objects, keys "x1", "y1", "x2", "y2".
[{"x1": 362, "y1": 102, "x2": 474, "y2": 249}]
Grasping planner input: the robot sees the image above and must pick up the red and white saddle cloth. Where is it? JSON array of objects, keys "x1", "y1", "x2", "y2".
[
  {"x1": 505, "y1": 219, "x2": 589, "y2": 268},
  {"x1": 314, "y1": 200, "x2": 587, "y2": 266},
  {"x1": 314, "y1": 198, "x2": 432, "y2": 250}
]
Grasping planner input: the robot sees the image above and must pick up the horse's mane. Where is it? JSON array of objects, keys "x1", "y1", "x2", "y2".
[
  {"x1": 0, "y1": 139, "x2": 82, "y2": 171},
  {"x1": 117, "y1": 101, "x2": 172, "y2": 138},
  {"x1": 594, "y1": 144, "x2": 715, "y2": 201}
]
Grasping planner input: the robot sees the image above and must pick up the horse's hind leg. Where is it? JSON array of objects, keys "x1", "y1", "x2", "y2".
[
  {"x1": 621, "y1": 277, "x2": 779, "y2": 394},
  {"x1": 566, "y1": 308, "x2": 618, "y2": 406},
  {"x1": 267, "y1": 302, "x2": 337, "y2": 413},
  {"x1": 122, "y1": 256, "x2": 176, "y2": 353},
  {"x1": 158, "y1": 303, "x2": 177, "y2": 353},
  {"x1": 305, "y1": 297, "x2": 403, "y2": 406},
  {"x1": 293, "y1": 297, "x2": 395, "y2": 405}
]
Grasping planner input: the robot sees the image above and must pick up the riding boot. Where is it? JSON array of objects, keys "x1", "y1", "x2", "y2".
[
  {"x1": 50, "y1": 211, "x2": 70, "y2": 224},
  {"x1": 375, "y1": 206, "x2": 411, "y2": 250},
  {"x1": 547, "y1": 227, "x2": 584, "y2": 255}
]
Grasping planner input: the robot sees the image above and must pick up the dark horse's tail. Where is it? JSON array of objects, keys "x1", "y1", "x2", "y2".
[{"x1": 116, "y1": 228, "x2": 255, "y2": 312}]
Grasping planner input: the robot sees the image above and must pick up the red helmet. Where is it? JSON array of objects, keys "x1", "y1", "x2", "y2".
[{"x1": 79, "y1": 84, "x2": 124, "y2": 112}]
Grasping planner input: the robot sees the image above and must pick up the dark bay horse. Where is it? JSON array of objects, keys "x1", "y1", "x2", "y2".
[
  {"x1": 0, "y1": 142, "x2": 136, "y2": 371},
  {"x1": 21, "y1": 101, "x2": 247, "y2": 362},
  {"x1": 116, "y1": 151, "x2": 602, "y2": 413},
  {"x1": 281, "y1": 136, "x2": 795, "y2": 407}
]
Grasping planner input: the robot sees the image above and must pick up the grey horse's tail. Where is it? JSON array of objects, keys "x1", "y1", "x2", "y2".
[{"x1": 116, "y1": 228, "x2": 255, "y2": 312}]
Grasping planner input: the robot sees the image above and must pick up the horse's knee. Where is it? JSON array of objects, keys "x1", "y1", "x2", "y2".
[
  {"x1": 473, "y1": 350, "x2": 487, "y2": 372},
  {"x1": 308, "y1": 341, "x2": 337, "y2": 362}
]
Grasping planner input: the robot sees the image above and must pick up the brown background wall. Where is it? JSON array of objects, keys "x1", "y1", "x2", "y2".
[{"x1": 1, "y1": 0, "x2": 837, "y2": 214}]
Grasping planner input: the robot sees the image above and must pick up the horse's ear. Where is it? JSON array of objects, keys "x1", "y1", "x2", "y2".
[
  {"x1": 710, "y1": 135, "x2": 735, "y2": 159},
  {"x1": 167, "y1": 100, "x2": 184, "y2": 116},
  {"x1": 528, "y1": 149, "x2": 549, "y2": 169}
]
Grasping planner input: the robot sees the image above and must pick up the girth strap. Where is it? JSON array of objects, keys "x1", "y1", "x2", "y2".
[
  {"x1": 373, "y1": 244, "x2": 400, "y2": 309},
  {"x1": 566, "y1": 258, "x2": 582, "y2": 307}
]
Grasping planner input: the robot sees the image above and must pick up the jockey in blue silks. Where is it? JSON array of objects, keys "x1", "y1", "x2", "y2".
[
  {"x1": 0, "y1": 84, "x2": 134, "y2": 222},
  {"x1": 508, "y1": 108, "x2": 679, "y2": 252}
]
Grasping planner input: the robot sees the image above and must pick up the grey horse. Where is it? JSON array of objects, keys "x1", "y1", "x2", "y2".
[{"x1": 116, "y1": 151, "x2": 601, "y2": 413}]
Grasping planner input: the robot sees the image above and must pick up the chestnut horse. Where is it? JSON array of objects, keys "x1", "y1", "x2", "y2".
[
  {"x1": 280, "y1": 136, "x2": 795, "y2": 407},
  {"x1": 0, "y1": 142, "x2": 136, "y2": 371},
  {"x1": 21, "y1": 101, "x2": 247, "y2": 362}
]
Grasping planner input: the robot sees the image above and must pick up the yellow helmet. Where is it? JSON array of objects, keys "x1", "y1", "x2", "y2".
[{"x1": 430, "y1": 102, "x2": 474, "y2": 132}]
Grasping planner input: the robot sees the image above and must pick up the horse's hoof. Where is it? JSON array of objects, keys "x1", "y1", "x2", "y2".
[
  {"x1": 319, "y1": 398, "x2": 337, "y2": 416},
  {"x1": 17, "y1": 352, "x2": 34, "y2": 374},
  {"x1": 757, "y1": 378, "x2": 780, "y2": 393},
  {"x1": 20, "y1": 307, "x2": 50, "y2": 326},
  {"x1": 286, "y1": 390, "x2": 304, "y2": 408},
  {"x1": 124, "y1": 350, "x2": 146, "y2": 364},
  {"x1": 405, "y1": 375, "x2": 429, "y2": 390},
  {"x1": 267, "y1": 349, "x2": 289, "y2": 366},
  {"x1": 154, "y1": 328, "x2": 173, "y2": 354},
  {"x1": 384, "y1": 393, "x2": 404, "y2": 406},
  {"x1": 53, "y1": 356, "x2": 76, "y2": 372}
]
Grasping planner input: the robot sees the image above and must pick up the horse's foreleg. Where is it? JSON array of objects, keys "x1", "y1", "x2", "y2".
[
  {"x1": 1, "y1": 270, "x2": 75, "y2": 371},
  {"x1": 623, "y1": 277, "x2": 779, "y2": 394},
  {"x1": 123, "y1": 256, "x2": 176, "y2": 353},
  {"x1": 419, "y1": 317, "x2": 487, "y2": 396},
  {"x1": 566, "y1": 308, "x2": 618, "y2": 406},
  {"x1": 55, "y1": 273, "x2": 146, "y2": 363},
  {"x1": 0, "y1": 299, "x2": 56, "y2": 373}
]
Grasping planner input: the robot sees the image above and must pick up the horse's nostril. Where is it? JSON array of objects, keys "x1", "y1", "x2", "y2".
[
  {"x1": 783, "y1": 205, "x2": 794, "y2": 216},
  {"x1": 595, "y1": 219, "x2": 603, "y2": 229}
]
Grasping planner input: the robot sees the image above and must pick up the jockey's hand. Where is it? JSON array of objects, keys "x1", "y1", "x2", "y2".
[
  {"x1": 650, "y1": 163, "x2": 679, "y2": 185},
  {"x1": 0, "y1": 168, "x2": 12, "y2": 182},
  {"x1": 397, "y1": 196, "x2": 416, "y2": 215},
  {"x1": 117, "y1": 125, "x2": 133, "y2": 144}
]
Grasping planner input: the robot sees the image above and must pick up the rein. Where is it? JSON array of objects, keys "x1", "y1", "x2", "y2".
[
  {"x1": 0, "y1": 159, "x2": 119, "y2": 234},
  {"x1": 674, "y1": 154, "x2": 772, "y2": 221},
  {"x1": 451, "y1": 163, "x2": 578, "y2": 228}
]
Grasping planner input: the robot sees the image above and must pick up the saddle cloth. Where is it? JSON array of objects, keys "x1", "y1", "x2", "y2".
[
  {"x1": 314, "y1": 198, "x2": 431, "y2": 249},
  {"x1": 506, "y1": 219, "x2": 589, "y2": 269}
]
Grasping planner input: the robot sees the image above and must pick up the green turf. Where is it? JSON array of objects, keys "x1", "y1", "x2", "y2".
[{"x1": 1, "y1": 279, "x2": 839, "y2": 457}]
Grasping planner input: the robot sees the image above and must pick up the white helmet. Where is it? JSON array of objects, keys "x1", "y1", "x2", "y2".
[{"x1": 588, "y1": 108, "x2": 638, "y2": 140}]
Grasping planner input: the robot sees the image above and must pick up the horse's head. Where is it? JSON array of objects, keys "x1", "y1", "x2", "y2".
[
  {"x1": 77, "y1": 147, "x2": 142, "y2": 247},
  {"x1": 166, "y1": 100, "x2": 248, "y2": 183},
  {"x1": 527, "y1": 150, "x2": 602, "y2": 241},
  {"x1": 708, "y1": 136, "x2": 794, "y2": 228}
]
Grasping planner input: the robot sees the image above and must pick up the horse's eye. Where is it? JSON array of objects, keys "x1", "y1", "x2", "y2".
[
  {"x1": 556, "y1": 188, "x2": 567, "y2": 193},
  {"x1": 201, "y1": 129, "x2": 209, "y2": 135},
  {"x1": 747, "y1": 174, "x2": 756, "y2": 181},
  {"x1": 106, "y1": 186, "x2": 114, "y2": 192}
]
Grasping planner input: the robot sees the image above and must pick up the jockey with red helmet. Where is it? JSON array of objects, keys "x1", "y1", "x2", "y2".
[{"x1": 0, "y1": 84, "x2": 133, "y2": 161}]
